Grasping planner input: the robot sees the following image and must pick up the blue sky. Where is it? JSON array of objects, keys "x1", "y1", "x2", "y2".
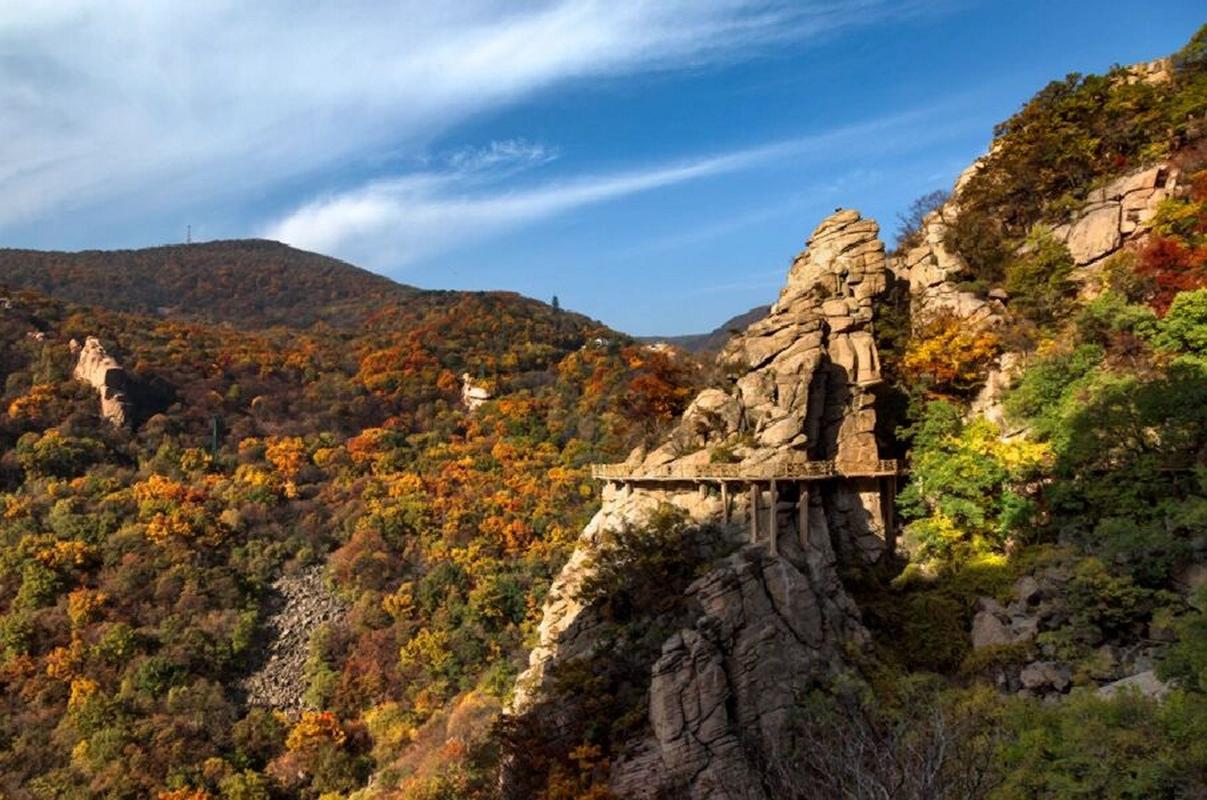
[{"x1": 1, "y1": 2, "x2": 1203, "y2": 335}]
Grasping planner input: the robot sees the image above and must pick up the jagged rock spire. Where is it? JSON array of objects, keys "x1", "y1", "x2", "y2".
[{"x1": 646, "y1": 208, "x2": 888, "y2": 467}]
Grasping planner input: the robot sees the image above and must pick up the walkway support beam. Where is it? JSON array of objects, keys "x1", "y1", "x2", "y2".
[
  {"x1": 798, "y1": 486, "x2": 810, "y2": 548},
  {"x1": 749, "y1": 484, "x2": 759, "y2": 544},
  {"x1": 769, "y1": 480, "x2": 778, "y2": 556},
  {"x1": 881, "y1": 475, "x2": 897, "y2": 543}
]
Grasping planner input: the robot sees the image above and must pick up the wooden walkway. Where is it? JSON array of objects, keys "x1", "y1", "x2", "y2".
[
  {"x1": 590, "y1": 458, "x2": 901, "y2": 556},
  {"x1": 590, "y1": 459, "x2": 899, "y2": 483}
]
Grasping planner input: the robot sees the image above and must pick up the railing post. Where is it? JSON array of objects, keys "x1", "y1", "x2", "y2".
[
  {"x1": 768, "y1": 480, "x2": 778, "y2": 556},
  {"x1": 882, "y1": 474, "x2": 897, "y2": 544},
  {"x1": 721, "y1": 482, "x2": 729, "y2": 524}
]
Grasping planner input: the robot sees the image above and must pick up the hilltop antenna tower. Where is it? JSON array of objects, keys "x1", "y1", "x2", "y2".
[{"x1": 186, "y1": 225, "x2": 192, "y2": 245}]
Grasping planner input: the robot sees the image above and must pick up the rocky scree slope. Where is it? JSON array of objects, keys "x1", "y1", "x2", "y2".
[{"x1": 241, "y1": 566, "x2": 349, "y2": 713}]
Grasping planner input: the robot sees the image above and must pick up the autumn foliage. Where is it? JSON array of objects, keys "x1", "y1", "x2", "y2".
[
  {"x1": 901, "y1": 314, "x2": 1001, "y2": 395},
  {"x1": 0, "y1": 271, "x2": 700, "y2": 798}
]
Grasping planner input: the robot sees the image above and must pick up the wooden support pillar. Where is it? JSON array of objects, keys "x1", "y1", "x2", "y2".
[
  {"x1": 882, "y1": 474, "x2": 897, "y2": 543},
  {"x1": 768, "y1": 480, "x2": 778, "y2": 556},
  {"x1": 749, "y1": 483, "x2": 759, "y2": 544},
  {"x1": 798, "y1": 485, "x2": 810, "y2": 548},
  {"x1": 721, "y1": 482, "x2": 729, "y2": 524}
]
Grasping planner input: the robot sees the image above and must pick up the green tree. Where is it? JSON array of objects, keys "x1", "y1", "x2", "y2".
[{"x1": 1004, "y1": 227, "x2": 1077, "y2": 326}]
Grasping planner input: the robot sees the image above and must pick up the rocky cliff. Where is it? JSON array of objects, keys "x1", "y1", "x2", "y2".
[
  {"x1": 901, "y1": 160, "x2": 1181, "y2": 327},
  {"x1": 508, "y1": 210, "x2": 894, "y2": 799},
  {"x1": 897, "y1": 156, "x2": 1183, "y2": 429},
  {"x1": 72, "y1": 336, "x2": 133, "y2": 428}
]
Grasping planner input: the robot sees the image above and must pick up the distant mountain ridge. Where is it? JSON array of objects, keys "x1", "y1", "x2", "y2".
[
  {"x1": 0, "y1": 239, "x2": 418, "y2": 329},
  {"x1": 640, "y1": 304, "x2": 770, "y2": 353}
]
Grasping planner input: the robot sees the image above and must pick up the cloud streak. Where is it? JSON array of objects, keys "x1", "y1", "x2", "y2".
[
  {"x1": 262, "y1": 105, "x2": 965, "y2": 268},
  {"x1": 0, "y1": 0, "x2": 922, "y2": 234}
]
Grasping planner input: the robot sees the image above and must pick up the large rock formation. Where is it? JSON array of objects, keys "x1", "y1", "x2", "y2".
[
  {"x1": 610, "y1": 534, "x2": 867, "y2": 799},
  {"x1": 1051, "y1": 163, "x2": 1180, "y2": 278},
  {"x1": 901, "y1": 162, "x2": 1180, "y2": 329},
  {"x1": 508, "y1": 210, "x2": 893, "y2": 799},
  {"x1": 72, "y1": 337, "x2": 134, "y2": 427},
  {"x1": 898, "y1": 201, "x2": 1003, "y2": 329},
  {"x1": 460, "y1": 373, "x2": 492, "y2": 411}
]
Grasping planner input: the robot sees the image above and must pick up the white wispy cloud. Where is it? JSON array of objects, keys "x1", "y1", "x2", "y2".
[
  {"x1": 445, "y1": 139, "x2": 559, "y2": 173},
  {"x1": 262, "y1": 106, "x2": 966, "y2": 268},
  {"x1": 262, "y1": 142, "x2": 780, "y2": 264},
  {"x1": 0, "y1": 0, "x2": 929, "y2": 234}
]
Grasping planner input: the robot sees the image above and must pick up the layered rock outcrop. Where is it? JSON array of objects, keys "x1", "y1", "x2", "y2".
[
  {"x1": 72, "y1": 337, "x2": 133, "y2": 427},
  {"x1": 610, "y1": 534, "x2": 866, "y2": 799},
  {"x1": 1051, "y1": 163, "x2": 1180, "y2": 279},
  {"x1": 636, "y1": 210, "x2": 892, "y2": 487},
  {"x1": 899, "y1": 200, "x2": 1004, "y2": 329},
  {"x1": 509, "y1": 210, "x2": 893, "y2": 799},
  {"x1": 900, "y1": 162, "x2": 1181, "y2": 328}
]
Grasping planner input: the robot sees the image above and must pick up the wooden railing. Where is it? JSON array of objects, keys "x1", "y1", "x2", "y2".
[{"x1": 590, "y1": 459, "x2": 899, "y2": 482}]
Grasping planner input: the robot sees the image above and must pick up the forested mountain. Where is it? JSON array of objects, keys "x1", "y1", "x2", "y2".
[
  {"x1": 0, "y1": 22, "x2": 1205, "y2": 800},
  {"x1": 0, "y1": 240, "x2": 575, "y2": 332},
  {"x1": 0, "y1": 263, "x2": 701, "y2": 797}
]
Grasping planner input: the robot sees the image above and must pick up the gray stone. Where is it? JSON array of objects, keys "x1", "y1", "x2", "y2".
[
  {"x1": 241, "y1": 566, "x2": 349, "y2": 711},
  {"x1": 972, "y1": 610, "x2": 1013, "y2": 649},
  {"x1": 1020, "y1": 661, "x2": 1071, "y2": 692},
  {"x1": 1015, "y1": 575, "x2": 1043, "y2": 605},
  {"x1": 1011, "y1": 615, "x2": 1040, "y2": 642},
  {"x1": 1098, "y1": 670, "x2": 1170, "y2": 700},
  {"x1": 622, "y1": 548, "x2": 864, "y2": 799},
  {"x1": 1066, "y1": 203, "x2": 1121, "y2": 265}
]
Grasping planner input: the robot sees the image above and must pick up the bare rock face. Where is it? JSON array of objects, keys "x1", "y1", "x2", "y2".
[
  {"x1": 510, "y1": 482, "x2": 730, "y2": 715},
  {"x1": 1098, "y1": 670, "x2": 1170, "y2": 700},
  {"x1": 1050, "y1": 163, "x2": 1180, "y2": 289},
  {"x1": 508, "y1": 209, "x2": 892, "y2": 799},
  {"x1": 899, "y1": 203, "x2": 1002, "y2": 329},
  {"x1": 717, "y1": 209, "x2": 885, "y2": 462},
  {"x1": 460, "y1": 373, "x2": 491, "y2": 411},
  {"x1": 1065, "y1": 203, "x2": 1122, "y2": 265},
  {"x1": 640, "y1": 210, "x2": 892, "y2": 478},
  {"x1": 73, "y1": 337, "x2": 134, "y2": 427},
  {"x1": 612, "y1": 543, "x2": 866, "y2": 800}
]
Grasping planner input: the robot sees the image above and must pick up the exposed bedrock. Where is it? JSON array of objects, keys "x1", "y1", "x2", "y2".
[{"x1": 506, "y1": 209, "x2": 894, "y2": 799}]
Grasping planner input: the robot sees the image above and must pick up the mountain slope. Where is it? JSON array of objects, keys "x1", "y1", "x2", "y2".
[
  {"x1": 501, "y1": 28, "x2": 1207, "y2": 800},
  {"x1": 639, "y1": 304, "x2": 771, "y2": 353},
  {"x1": 0, "y1": 239, "x2": 415, "y2": 329}
]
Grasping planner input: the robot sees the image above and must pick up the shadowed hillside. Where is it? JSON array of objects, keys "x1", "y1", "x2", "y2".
[{"x1": 0, "y1": 239, "x2": 416, "y2": 329}]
